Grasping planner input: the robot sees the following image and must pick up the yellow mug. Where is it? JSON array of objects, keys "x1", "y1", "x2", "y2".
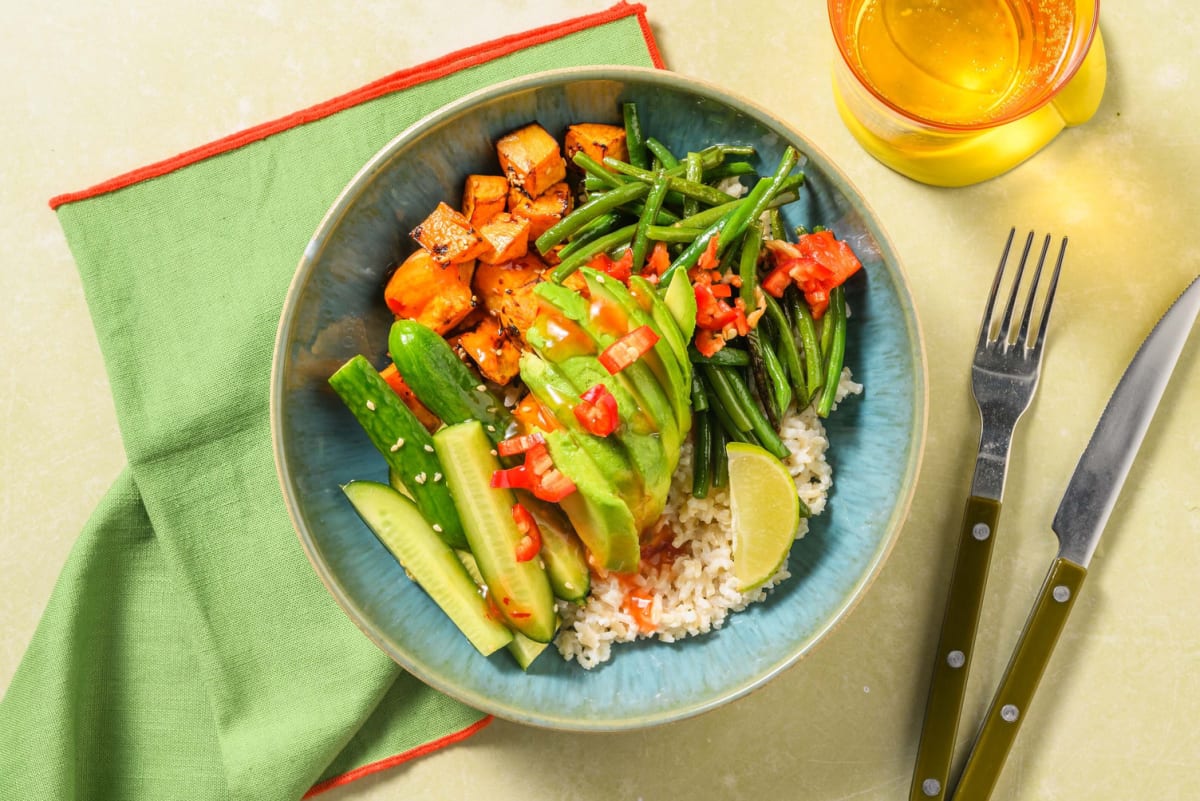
[{"x1": 828, "y1": 0, "x2": 1106, "y2": 187}]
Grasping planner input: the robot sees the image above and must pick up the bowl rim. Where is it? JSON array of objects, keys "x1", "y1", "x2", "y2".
[{"x1": 270, "y1": 64, "x2": 929, "y2": 730}]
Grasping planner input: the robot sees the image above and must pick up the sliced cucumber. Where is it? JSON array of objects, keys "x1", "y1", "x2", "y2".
[
  {"x1": 388, "y1": 320, "x2": 512, "y2": 447},
  {"x1": 519, "y1": 496, "x2": 591, "y2": 603},
  {"x1": 341, "y1": 481, "x2": 512, "y2": 656},
  {"x1": 433, "y1": 421, "x2": 558, "y2": 643},
  {"x1": 329, "y1": 355, "x2": 466, "y2": 548},
  {"x1": 456, "y1": 550, "x2": 550, "y2": 670}
]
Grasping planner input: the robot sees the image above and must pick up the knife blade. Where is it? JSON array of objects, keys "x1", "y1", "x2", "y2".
[{"x1": 950, "y1": 275, "x2": 1200, "y2": 801}]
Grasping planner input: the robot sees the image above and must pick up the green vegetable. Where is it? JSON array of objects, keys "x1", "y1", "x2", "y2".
[
  {"x1": 692, "y1": 409, "x2": 712, "y2": 498},
  {"x1": 549, "y1": 222, "x2": 639, "y2": 283},
  {"x1": 329, "y1": 355, "x2": 466, "y2": 548},
  {"x1": 717, "y1": 147, "x2": 800, "y2": 258},
  {"x1": 683, "y1": 151, "x2": 702, "y2": 219},
  {"x1": 787, "y1": 288, "x2": 825, "y2": 403},
  {"x1": 763, "y1": 293, "x2": 807, "y2": 405},
  {"x1": 342, "y1": 480, "x2": 511, "y2": 656},
  {"x1": 688, "y1": 345, "x2": 750, "y2": 366},
  {"x1": 387, "y1": 320, "x2": 511, "y2": 447},
  {"x1": 535, "y1": 180, "x2": 649, "y2": 253},
  {"x1": 631, "y1": 169, "x2": 671, "y2": 271},
  {"x1": 519, "y1": 498, "x2": 591, "y2": 604},
  {"x1": 604, "y1": 156, "x2": 736, "y2": 208},
  {"x1": 817, "y1": 286, "x2": 848, "y2": 418},
  {"x1": 433, "y1": 421, "x2": 558, "y2": 643},
  {"x1": 623, "y1": 101, "x2": 650, "y2": 169},
  {"x1": 644, "y1": 136, "x2": 680, "y2": 169}
]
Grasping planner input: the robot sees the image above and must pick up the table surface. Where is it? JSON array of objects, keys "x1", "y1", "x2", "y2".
[{"x1": 4, "y1": 3, "x2": 1198, "y2": 800}]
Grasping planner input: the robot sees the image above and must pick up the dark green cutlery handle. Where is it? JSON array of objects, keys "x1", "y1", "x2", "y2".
[
  {"x1": 952, "y1": 557, "x2": 1088, "y2": 801},
  {"x1": 909, "y1": 496, "x2": 1002, "y2": 801}
]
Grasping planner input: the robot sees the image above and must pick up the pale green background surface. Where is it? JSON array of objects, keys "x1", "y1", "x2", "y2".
[{"x1": 3, "y1": 2, "x2": 1198, "y2": 800}]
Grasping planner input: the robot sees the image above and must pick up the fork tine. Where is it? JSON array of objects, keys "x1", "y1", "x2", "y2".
[
  {"x1": 979, "y1": 227, "x2": 1017, "y2": 346},
  {"x1": 997, "y1": 231, "x2": 1036, "y2": 344},
  {"x1": 1032, "y1": 236, "x2": 1068, "y2": 352},
  {"x1": 1015, "y1": 234, "x2": 1052, "y2": 349}
]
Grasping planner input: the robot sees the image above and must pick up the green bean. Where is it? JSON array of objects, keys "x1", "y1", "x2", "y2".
[
  {"x1": 738, "y1": 221, "x2": 762, "y2": 305},
  {"x1": 721, "y1": 364, "x2": 790, "y2": 458},
  {"x1": 759, "y1": 331, "x2": 793, "y2": 422},
  {"x1": 623, "y1": 102, "x2": 650, "y2": 169},
  {"x1": 710, "y1": 422, "x2": 729, "y2": 489},
  {"x1": 787, "y1": 288, "x2": 825, "y2": 403},
  {"x1": 556, "y1": 212, "x2": 621, "y2": 261},
  {"x1": 631, "y1": 169, "x2": 671, "y2": 271},
  {"x1": 817, "y1": 286, "x2": 847, "y2": 418},
  {"x1": 703, "y1": 373, "x2": 757, "y2": 445},
  {"x1": 572, "y1": 152, "x2": 626, "y2": 189},
  {"x1": 645, "y1": 137, "x2": 680, "y2": 170},
  {"x1": 820, "y1": 300, "x2": 835, "y2": 356},
  {"x1": 660, "y1": 206, "x2": 738, "y2": 284},
  {"x1": 603, "y1": 157, "x2": 737, "y2": 208},
  {"x1": 690, "y1": 370, "x2": 710, "y2": 412},
  {"x1": 691, "y1": 410, "x2": 712, "y2": 498},
  {"x1": 689, "y1": 345, "x2": 750, "y2": 366},
  {"x1": 767, "y1": 208, "x2": 786, "y2": 241},
  {"x1": 683, "y1": 151, "x2": 702, "y2": 219},
  {"x1": 549, "y1": 223, "x2": 639, "y2": 283},
  {"x1": 716, "y1": 147, "x2": 799, "y2": 258},
  {"x1": 583, "y1": 176, "x2": 612, "y2": 193},
  {"x1": 646, "y1": 225, "x2": 704, "y2": 243},
  {"x1": 703, "y1": 161, "x2": 757, "y2": 181},
  {"x1": 706, "y1": 144, "x2": 756, "y2": 158},
  {"x1": 763, "y1": 293, "x2": 806, "y2": 404},
  {"x1": 535, "y1": 181, "x2": 649, "y2": 253},
  {"x1": 623, "y1": 202, "x2": 680, "y2": 225},
  {"x1": 674, "y1": 199, "x2": 741, "y2": 230},
  {"x1": 700, "y1": 364, "x2": 753, "y2": 433},
  {"x1": 746, "y1": 330, "x2": 779, "y2": 429}
]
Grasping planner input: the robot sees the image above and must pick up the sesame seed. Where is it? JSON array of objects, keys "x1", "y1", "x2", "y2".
[
  {"x1": 389, "y1": 437, "x2": 405, "y2": 452},
  {"x1": 433, "y1": 472, "x2": 443, "y2": 482},
  {"x1": 423, "y1": 443, "x2": 434, "y2": 452},
  {"x1": 475, "y1": 384, "x2": 487, "y2": 392},
  {"x1": 365, "y1": 400, "x2": 376, "y2": 411},
  {"x1": 414, "y1": 472, "x2": 427, "y2": 485},
  {"x1": 486, "y1": 424, "x2": 496, "y2": 432},
  {"x1": 432, "y1": 524, "x2": 443, "y2": 532},
  {"x1": 490, "y1": 449, "x2": 498, "y2": 456},
  {"x1": 596, "y1": 274, "x2": 606, "y2": 283}
]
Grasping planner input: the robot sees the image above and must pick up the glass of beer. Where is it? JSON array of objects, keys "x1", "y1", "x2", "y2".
[{"x1": 828, "y1": 0, "x2": 1105, "y2": 186}]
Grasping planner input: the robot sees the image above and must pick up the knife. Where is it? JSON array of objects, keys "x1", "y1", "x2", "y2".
[{"x1": 948, "y1": 275, "x2": 1200, "y2": 801}]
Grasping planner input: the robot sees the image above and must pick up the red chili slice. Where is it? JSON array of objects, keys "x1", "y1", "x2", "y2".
[
  {"x1": 573, "y1": 383, "x2": 619, "y2": 437},
  {"x1": 598, "y1": 325, "x2": 660, "y2": 374},
  {"x1": 511, "y1": 502, "x2": 543, "y2": 562},
  {"x1": 523, "y1": 442, "x2": 577, "y2": 502},
  {"x1": 490, "y1": 464, "x2": 530, "y2": 490},
  {"x1": 497, "y1": 431, "x2": 546, "y2": 457}
]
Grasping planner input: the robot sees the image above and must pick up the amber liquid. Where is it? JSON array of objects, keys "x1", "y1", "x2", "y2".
[{"x1": 840, "y1": 0, "x2": 1076, "y2": 127}]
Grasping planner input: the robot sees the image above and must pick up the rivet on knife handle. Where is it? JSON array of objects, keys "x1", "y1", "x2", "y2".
[
  {"x1": 951, "y1": 557, "x2": 1087, "y2": 801},
  {"x1": 908, "y1": 496, "x2": 1002, "y2": 801}
]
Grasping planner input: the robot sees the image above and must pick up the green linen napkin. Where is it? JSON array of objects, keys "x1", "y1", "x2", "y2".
[{"x1": 0, "y1": 6, "x2": 661, "y2": 799}]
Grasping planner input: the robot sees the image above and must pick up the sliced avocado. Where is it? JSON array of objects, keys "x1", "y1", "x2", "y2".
[
  {"x1": 664, "y1": 266, "x2": 698, "y2": 341},
  {"x1": 518, "y1": 351, "x2": 641, "y2": 505},
  {"x1": 526, "y1": 320, "x2": 671, "y2": 532},
  {"x1": 582, "y1": 269, "x2": 690, "y2": 437},
  {"x1": 542, "y1": 429, "x2": 641, "y2": 574},
  {"x1": 627, "y1": 275, "x2": 692, "y2": 390},
  {"x1": 534, "y1": 281, "x2": 682, "y2": 454}
]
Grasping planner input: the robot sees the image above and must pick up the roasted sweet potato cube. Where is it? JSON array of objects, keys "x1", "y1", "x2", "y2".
[
  {"x1": 476, "y1": 213, "x2": 531, "y2": 265},
  {"x1": 564, "y1": 123, "x2": 629, "y2": 166},
  {"x1": 496, "y1": 123, "x2": 567, "y2": 199},
  {"x1": 451, "y1": 315, "x2": 522, "y2": 385},
  {"x1": 384, "y1": 249, "x2": 477, "y2": 335},
  {"x1": 508, "y1": 182, "x2": 573, "y2": 240},
  {"x1": 410, "y1": 202, "x2": 486, "y2": 265},
  {"x1": 379, "y1": 363, "x2": 442, "y2": 431},
  {"x1": 461, "y1": 175, "x2": 509, "y2": 227},
  {"x1": 473, "y1": 253, "x2": 546, "y2": 334}
]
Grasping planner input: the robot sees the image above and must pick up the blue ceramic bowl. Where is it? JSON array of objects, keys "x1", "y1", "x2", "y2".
[{"x1": 271, "y1": 67, "x2": 926, "y2": 730}]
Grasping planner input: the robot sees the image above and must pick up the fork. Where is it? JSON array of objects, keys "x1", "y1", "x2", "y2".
[{"x1": 908, "y1": 229, "x2": 1067, "y2": 801}]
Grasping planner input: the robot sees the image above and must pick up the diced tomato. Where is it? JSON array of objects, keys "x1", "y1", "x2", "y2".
[
  {"x1": 708, "y1": 282, "x2": 732, "y2": 298},
  {"x1": 762, "y1": 231, "x2": 862, "y2": 318},
  {"x1": 696, "y1": 234, "x2": 721, "y2": 272},
  {"x1": 598, "y1": 325, "x2": 660, "y2": 374},
  {"x1": 572, "y1": 383, "x2": 619, "y2": 437},
  {"x1": 644, "y1": 241, "x2": 671, "y2": 278},
  {"x1": 694, "y1": 328, "x2": 726, "y2": 357},
  {"x1": 511, "y1": 503, "x2": 543, "y2": 562},
  {"x1": 497, "y1": 431, "x2": 546, "y2": 457},
  {"x1": 588, "y1": 249, "x2": 633, "y2": 283},
  {"x1": 490, "y1": 464, "x2": 530, "y2": 490},
  {"x1": 694, "y1": 283, "x2": 738, "y2": 331}
]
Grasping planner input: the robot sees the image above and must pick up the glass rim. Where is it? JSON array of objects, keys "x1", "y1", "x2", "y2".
[{"x1": 826, "y1": 0, "x2": 1101, "y2": 132}]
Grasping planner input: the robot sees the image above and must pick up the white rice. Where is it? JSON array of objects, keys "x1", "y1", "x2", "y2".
[{"x1": 555, "y1": 368, "x2": 863, "y2": 669}]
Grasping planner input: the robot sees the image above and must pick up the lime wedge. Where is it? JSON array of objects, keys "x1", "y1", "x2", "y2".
[{"x1": 727, "y1": 442, "x2": 800, "y2": 592}]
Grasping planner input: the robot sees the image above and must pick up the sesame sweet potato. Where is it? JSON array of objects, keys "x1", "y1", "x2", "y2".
[
  {"x1": 461, "y1": 174, "x2": 509, "y2": 227},
  {"x1": 451, "y1": 314, "x2": 522, "y2": 385},
  {"x1": 508, "y1": 181, "x2": 573, "y2": 240},
  {"x1": 384, "y1": 248, "x2": 477, "y2": 335},
  {"x1": 473, "y1": 253, "x2": 546, "y2": 335},
  {"x1": 564, "y1": 123, "x2": 629, "y2": 166},
  {"x1": 411, "y1": 202, "x2": 487, "y2": 265},
  {"x1": 476, "y1": 213, "x2": 531, "y2": 265},
  {"x1": 496, "y1": 123, "x2": 567, "y2": 199}
]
